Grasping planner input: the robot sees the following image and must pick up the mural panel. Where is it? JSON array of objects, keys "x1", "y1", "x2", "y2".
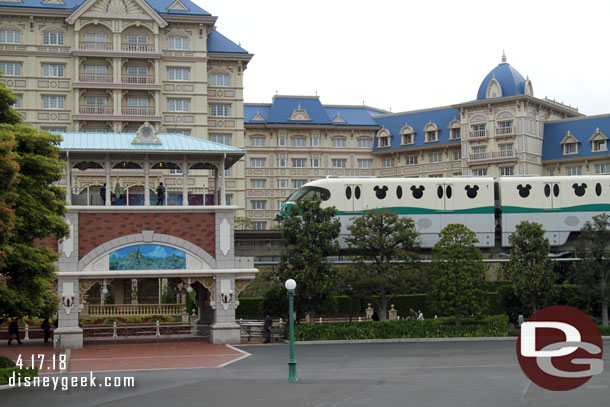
[{"x1": 109, "y1": 245, "x2": 186, "y2": 270}]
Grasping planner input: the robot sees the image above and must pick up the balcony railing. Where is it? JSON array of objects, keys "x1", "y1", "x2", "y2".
[
  {"x1": 496, "y1": 127, "x2": 514, "y2": 136},
  {"x1": 87, "y1": 304, "x2": 185, "y2": 316},
  {"x1": 122, "y1": 106, "x2": 155, "y2": 116},
  {"x1": 79, "y1": 41, "x2": 113, "y2": 51},
  {"x1": 469, "y1": 130, "x2": 487, "y2": 139},
  {"x1": 470, "y1": 152, "x2": 490, "y2": 160},
  {"x1": 122, "y1": 74, "x2": 155, "y2": 84},
  {"x1": 469, "y1": 150, "x2": 516, "y2": 161},
  {"x1": 121, "y1": 43, "x2": 156, "y2": 53},
  {"x1": 69, "y1": 187, "x2": 216, "y2": 207},
  {"x1": 495, "y1": 150, "x2": 516, "y2": 158},
  {"x1": 79, "y1": 106, "x2": 113, "y2": 115},
  {"x1": 79, "y1": 73, "x2": 112, "y2": 83}
]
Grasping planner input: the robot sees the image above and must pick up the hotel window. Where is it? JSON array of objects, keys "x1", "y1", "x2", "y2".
[
  {"x1": 0, "y1": 62, "x2": 21, "y2": 76},
  {"x1": 225, "y1": 194, "x2": 232, "y2": 206},
  {"x1": 43, "y1": 31, "x2": 64, "y2": 45},
  {"x1": 278, "y1": 179, "x2": 288, "y2": 188},
  {"x1": 168, "y1": 67, "x2": 189, "y2": 81},
  {"x1": 471, "y1": 123, "x2": 486, "y2": 138},
  {"x1": 332, "y1": 159, "x2": 347, "y2": 168},
  {"x1": 381, "y1": 157, "x2": 394, "y2": 168},
  {"x1": 564, "y1": 142, "x2": 577, "y2": 155},
  {"x1": 250, "y1": 158, "x2": 266, "y2": 168},
  {"x1": 169, "y1": 129, "x2": 191, "y2": 136},
  {"x1": 292, "y1": 137, "x2": 306, "y2": 147},
  {"x1": 278, "y1": 158, "x2": 287, "y2": 168},
  {"x1": 250, "y1": 137, "x2": 265, "y2": 147},
  {"x1": 292, "y1": 158, "x2": 306, "y2": 168},
  {"x1": 169, "y1": 99, "x2": 190, "y2": 112},
  {"x1": 85, "y1": 96, "x2": 107, "y2": 105},
  {"x1": 12, "y1": 94, "x2": 21, "y2": 108},
  {"x1": 252, "y1": 221, "x2": 266, "y2": 231},
  {"x1": 472, "y1": 168, "x2": 487, "y2": 176},
  {"x1": 41, "y1": 127, "x2": 66, "y2": 133},
  {"x1": 566, "y1": 166, "x2": 582, "y2": 176},
  {"x1": 428, "y1": 153, "x2": 442, "y2": 163},
  {"x1": 593, "y1": 139, "x2": 607, "y2": 152},
  {"x1": 127, "y1": 66, "x2": 148, "y2": 75},
  {"x1": 42, "y1": 95, "x2": 65, "y2": 109},
  {"x1": 500, "y1": 166, "x2": 514, "y2": 176},
  {"x1": 358, "y1": 159, "x2": 372, "y2": 169},
  {"x1": 499, "y1": 143, "x2": 514, "y2": 157},
  {"x1": 311, "y1": 158, "x2": 321, "y2": 168},
  {"x1": 453, "y1": 151, "x2": 462, "y2": 161},
  {"x1": 127, "y1": 97, "x2": 148, "y2": 106},
  {"x1": 405, "y1": 155, "x2": 418, "y2": 166},
  {"x1": 595, "y1": 163, "x2": 610, "y2": 174},
  {"x1": 547, "y1": 168, "x2": 555, "y2": 176},
  {"x1": 251, "y1": 200, "x2": 266, "y2": 210},
  {"x1": 453, "y1": 172, "x2": 462, "y2": 176},
  {"x1": 127, "y1": 35, "x2": 148, "y2": 44},
  {"x1": 211, "y1": 168, "x2": 231, "y2": 177},
  {"x1": 425, "y1": 129, "x2": 438, "y2": 143},
  {"x1": 210, "y1": 104, "x2": 230, "y2": 117},
  {"x1": 210, "y1": 73, "x2": 230, "y2": 87},
  {"x1": 450, "y1": 127, "x2": 461, "y2": 140},
  {"x1": 471, "y1": 146, "x2": 487, "y2": 159},
  {"x1": 429, "y1": 174, "x2": 443, "y2": 178},
  {"x1": 358, "y1": 138, "x2": 372, "y2": 148},
  {"x1": 293, "y1": 179, "x2": 306, "y2": 188},
  {"x1": 85, "y1": 33, "x2": 107, "y2": 43},
  {"x1": 278, "y1": 136, "x2": 287, "y2": 146},
  {"x1": 311, "y1": 136, "x2": 320, "y2": 147},
  {"x1": 332, "y1": 138, "x2": 346, "y2": 148},
  {"x1": 497, "y1": 120, "x2": 513, "y2": 135},
  {"x1": 378, "y1": 136, "x2": 390, "y2": 147},
  {"x1": 168, "y1": 36, "x2": 189, "y2": 50},
  {"x1": 251, "y1": 179, "x2": 266, "y2": 189},
  {"x1": 85, "y1": 65, "x2": 107, "y2": 74},
  {"x1": 210, "y1": 134, "x2": 231, "y2": 145},
  {"x1": 0, "y1": 30, "x2": 21, "y2": 44},
  {"x1": 402, "y1": 132, "x2": 413, "y2": 145}
]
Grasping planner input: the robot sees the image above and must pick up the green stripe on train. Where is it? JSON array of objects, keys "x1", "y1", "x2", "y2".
[
  {"x1": 502, "y1": 204, "x2": 610, "y2": 214},
  {"x1": 336, "y1": 206, "x2": 494, "y2": 216}
]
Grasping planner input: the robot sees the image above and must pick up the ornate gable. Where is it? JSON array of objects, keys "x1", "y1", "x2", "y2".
[
  {"x1": 250, "y1": 110, "x2": 265, "y2": 122},
  {"x1": 332, "y1": 112, "x2": 346, "y2": 123},
  {"x1": 589, "y1": 128, "x2": 607, "y2": 142},
  {"x1": 486, "y1": 75, "x2": 502, "y2": 99},
  {"x1": 132, "y1": 122, "x2": 161, "y2": 144},
  {"x1": 167, "y1": 0, "x2": 189, "y2": 11},
  {"x1": 66, "y1": 0, "x2": 168, "y2": 28},
  {"x1": 42, "y1": 0, "x2": 66, "y2": 5},
  {"x1": 560, "y1": 130, "x2": 579, "y2": 145},
  {"x1": 288, "y1": 104, "x2": 311, "y2": 121}
]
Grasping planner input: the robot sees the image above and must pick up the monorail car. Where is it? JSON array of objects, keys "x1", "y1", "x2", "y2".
[{"x1": 278, "y1": 175, "x2": 610, "y2": 248}]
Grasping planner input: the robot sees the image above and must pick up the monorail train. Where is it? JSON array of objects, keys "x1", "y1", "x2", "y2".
[{"x1": 277, "y1": 176, "x2": 610, "y2": 248}]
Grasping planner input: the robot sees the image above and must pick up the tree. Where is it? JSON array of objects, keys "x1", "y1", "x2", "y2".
[
  {"x1": 0, "y1": 80, "x2": 68, "y2": 319},
  {"x1": 345, "y1": 210, "x2": 419, "y2": 321},
  {"x1": 504, "y1": 221, "x2": 555, "y2": 314},
  {"x1": 234, "y1": 216, "x2": 253, "y2": 230},
  {"x1": 428, "y1": 224, "x2": 487, "y2": 326},
  {"x1": 277, "y1": 197, "x2": 340, "y2": 323},
  {"x1": 576, "y1": 214, "x2": 610, "y2": 327}
]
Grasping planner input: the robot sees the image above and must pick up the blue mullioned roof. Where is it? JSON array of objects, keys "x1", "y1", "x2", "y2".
[
  {"x1": 59, "y1": 132, "x2": 245, "y2": 152},
  {"x1": 477, "y1": 62, "x2": 526, "y2": 100},
  {"x1": 324, "y1": 106, "x2": 380, "y2": 126},
  {"x1": 542, "y1": 115, "x2": 610, "y2": 161},
  {"x1": 372, "y1": 107, "x2": 461, "y2": 152},
  {"x1": 266, "y1": 96, "x2": 332, "y2": 125},
  {"x1": 244, "y1": 104, "x2": 271, "y2": 123},
  {"x1": 207, "y1": 30, "x2": 248, "y2": 54},
  {"x1": 0, "y1": 0, "x2": 210, "y2": 16}
]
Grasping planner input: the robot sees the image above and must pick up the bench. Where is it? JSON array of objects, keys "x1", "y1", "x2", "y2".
[{"x1": 239, "y1": 320, "x2": 284, "y2": 342}]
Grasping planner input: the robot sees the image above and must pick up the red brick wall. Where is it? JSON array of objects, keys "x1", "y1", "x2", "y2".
[
  {"x1": 78, "y1": 212, "x2": 216, "y2": 260},
  {"x1": 35, "y1": 237, "x2": 58, "y2": 252}
]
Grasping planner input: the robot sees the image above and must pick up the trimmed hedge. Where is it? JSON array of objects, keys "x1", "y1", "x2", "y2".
[
  {"x1": 0, "y1": 355, "x2": 16, "y2": 369},
  {"x1": 0, "y1": 367, "x2": 38, "y2": 386},
  {"x1": 294, "y1": 315, "x2": 509, "y2": 341}
]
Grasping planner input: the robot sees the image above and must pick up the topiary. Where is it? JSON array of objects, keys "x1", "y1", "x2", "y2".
[{"x1": 0, "y1": 355, "x2": 16, "y2": 369}]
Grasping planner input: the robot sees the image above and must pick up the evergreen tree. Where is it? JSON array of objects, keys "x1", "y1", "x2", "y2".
[
  {"x1": 428, "y1": 224, "x2": 487, "y2": 326},
  {"x1": 345, "y1": 210, "x2": 419, "y2": 321},
  {"x1": 276, "y1": 197, "x2": 340, "y2": 323},
  {"x1": 504, "y1": 221, "x2": 555, "y2": 314},
  {"x1": 576, "y1": 214, "x2": 610, "y2": 327}
]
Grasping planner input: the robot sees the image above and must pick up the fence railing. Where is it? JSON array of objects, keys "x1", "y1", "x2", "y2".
[
  {"x1": 79, "y1": 41, "x2": 113, "y2": 51},
  {"x1": 87, "y1": 304, "x2": 185, "y2": 316},
  {"x1": 469, "y1": 130, "x2": 487, "y2": 139},
  {"x1": 495, "y1": 127, "x2": 514, "y2": 136},
  {"x1": 122, "y1": 74, "x2": 155, "y2": 84},
  {"x1": 121, "y1": 106, "x2": 155, "y2": 116},
  {"x1": 79, "y1": 106, "x2": 113, "y2": 115},
  {"x1": 121, "y1": 43, "x2": 156, "y2": 53},
  {"x1": 79, "y1": 73, "x2": 112, "y2": 83}
]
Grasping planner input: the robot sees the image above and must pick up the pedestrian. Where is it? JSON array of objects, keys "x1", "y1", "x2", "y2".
[
  {"x1": 41, "y1": 317, "x2": 51, "y2": 344},
  {"x1": 7, "y1": 318, "x2": 22, "y2": 345},
  {"x1": 263, "y1": 313, "x2": 273, "y2": 343},
  {"x1": 156, "y1": 182, "x2": 166, "y2": 205},
  {"x1": 409, "y1": 308, "x2": 417, "y2": 319},
  {"x1": 100, "y1": 183, "x2": 106, "y2": 204},
  {"x1": 417, "y1": 311, "x2": 424, "y2": 321},
  {"x1": 372, "y1": 310, "x2": 380, "y2": 321},
  {"x1": 114, "y1": 181, "x2": 123, "y2": 205}
]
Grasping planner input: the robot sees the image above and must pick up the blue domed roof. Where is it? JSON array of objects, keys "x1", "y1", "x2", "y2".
[{"x1": 476, "y1": 56, "x2": 527, "y2": 100}]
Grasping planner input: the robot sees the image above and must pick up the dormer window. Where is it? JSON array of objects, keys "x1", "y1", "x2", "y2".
[
  {"x1": 400, "y1": 124, "x2": 414, "y2": 145},
  {"x1": 377, "y1": 128, "x2": 391, "y2": 148},
  {"x1": 449, "y1": 120, "x2": 461, "y2": 140},
  {"x1": 424, "y1": 123, "x2": 439, "y2": 143},
  {"x1": 590, "y1": 128, "x2": 608, "y2": 152},
  {"x1": 561, "y1": 130, "x2": 579, "y2": 155}
]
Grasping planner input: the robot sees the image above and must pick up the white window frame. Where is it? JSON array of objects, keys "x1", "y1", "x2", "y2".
[
  {"x1": 311, "y1": 137, "x2": 320, "y2": 147},
  {"x1": 311, "y1": 158, "x2": 321, "y2": 168},
  {"x1": 593, "y1": 139, "x2": 607, "y2": 152},
  {"x1": 0, "y1": 30, "x2": 21, "y2": 44},
  {"x1": 127, "y1": 66, "x2": 149, "y2": 75},
  {"x1": 278, "y1": 136, "x2": 287, "y2": 147},
  {"x1": 566, "y1": 166, "x2": 582, "y2": 176},
  {"x1": 278, "y1": 158, "x2": 287, "y2": 168},
  {"x1": 405, "y1": 155, "x2": 418, "y2": 166},
  {"x1": 169, "y1": 98, "x2": 190, "y2": 112},
  {"x1": 381, "y1": 157, "x2": 394, "y2": 168},
  {"x1": 168, "y1": 67, "x2": 189, "y2": 81},
  {"x1": 292, "y1": 179, "x2": 306, "y2": 189},
  {"x1": 210, "y1": 73, "x2": 230, "y2": 87},
  {"x1": 210, "y1": 104, "x2": 230, "y2": 117},
  {"x1": 292, "y1": 158, "x2": 306, "y2": 168},
  {"x1": 251, "y1": 179, "x2": 266, "y2": 189},
  {"x1": 127, "y1": 97, "x2": 148, "y2": 107},
  {"x1": 210, "y1": 134, "x2": 231, "y2": 145},
  {"x1": 332, "y1": 138, "x2": 346, "y2": 148},
  {"x1": 251, "y1": 200, "x2": 266, "y2": 210},
  {"x1": 168, "y1": 36, "x2": 189, "y2": 50},
  {"x1": 127, "y1": 35, "x2": 149, "y2": 44},
  {"x1": 358, "y1": 159, "x2": 372, "y2": 169},
  {"x1": 85, "y1": 33, "x2": 107, "y2": 43},
  {"x1": 332, "y1": 159, "x2": 347, "y2": 168},
  {"x1": 500, "y1": 166, "x2": 514, "y2": 176},
  {"x1": 291, "y1": 137, "x2": 306, "y2": 147},
  {"x1": 168, "y1": 128, "x2": 191, "y2": 136},
  {"x1": 453, "y1": 151, "x2": 462, "y2": 161},
  {"x1": 85, "y1": 96, "x2": 107, "y2": 105},
  {"x1": 0, "y1": 62, "x2": 21, "y2": 76},
  {"x1": 43, "y1": 31, "x2": 64, "y2": 45},
  {"x1": 84, "y1": 65, "x2": 107, "y2": 74},
  {"x1": 12, "y1": 94, "x2": 22, "y2": 108},
  {"x1": 250, "y1": 136, "x2": 265, "y2": 147},
  {"x1": 278, "y1": 179, "x2": 288, "y2": 189},
  {"x1": 428, "y1": 153, "x2": 442, "y2": 163},
  {"x1": 252, "y1": 221, "x2": 266, "y2": 231},
  {"x1": 42, "y1": 95, "x2": 65, "y2": 109},
  {"x1": 472, "y1": 168, "x2": 487, "y2": 176},
  {"x1": 594, "y1": 163, "x2": 610, "y2": 174},
  {"x1": 250, "y1": 158, "x2": 266, "y2": 168},
  {"x1": 358, "y1": 138, "x2": 372, "y2": 148}
]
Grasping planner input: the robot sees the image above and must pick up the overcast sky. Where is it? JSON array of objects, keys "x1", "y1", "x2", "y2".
[{"x1": 196, "y1": 0, "x2": 609, "y2": 116}]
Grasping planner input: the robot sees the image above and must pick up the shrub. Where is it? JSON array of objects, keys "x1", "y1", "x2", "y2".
[
  {"x1": 0, "y1": 355, "x2": 16, "y2": 369},
  {"x1": 0, "y1": 367, "x2": 38, "y2": 386},
  {"x1": 236, "y1": 297, "x2": 265, "y2": 319}
]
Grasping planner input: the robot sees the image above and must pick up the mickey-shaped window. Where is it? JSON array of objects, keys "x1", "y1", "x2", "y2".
[
  {"x1": 572, "y1": 183, "x2": 587, "y2": 197},
  {"x1": 374, "y1": 185, "x2": 388, "y2": 199},
  {"x1": 464, "y1": 185, "x2": 479, "y2": 199},
  {"x1": 411, "y1": 185, "x2": 425, "y2": 199},
  {"x1": 517, "y1": 184, "x2": 532, "y2": 198}
]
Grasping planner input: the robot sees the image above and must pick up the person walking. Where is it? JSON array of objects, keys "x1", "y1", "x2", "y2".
[
  {"x1": 7, "y1": 318, "x2": 22, "y2": 345},
  {"x1": 263, "y1": 314, "x2": 273, "y2": 343},
  {"x1": 100, "y1": 183, "x2": 106, "y2": 205},
  {"x1": 41, "y1": 318, "x2": 52, "y2": 344},
  {"x1": 156, "y1": 182, "x2": 166, "y2": 205}
]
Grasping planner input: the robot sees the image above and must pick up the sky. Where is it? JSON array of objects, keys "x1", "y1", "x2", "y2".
[{"x1": 195, "y1": 0, "x2": 610, "y2": 116}]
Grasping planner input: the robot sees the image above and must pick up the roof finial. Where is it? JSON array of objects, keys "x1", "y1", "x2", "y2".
[
  {"x1": 501, "y1": 50, "x2": 507, "y2": 64},
  {"x1": 297, "y1": 103, "x2": 301, "y2": 109}
]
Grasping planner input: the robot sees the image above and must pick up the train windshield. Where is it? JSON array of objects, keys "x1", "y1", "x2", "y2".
[{"x1": 286, "y1": 186, "x2": 331, "y2": 202}]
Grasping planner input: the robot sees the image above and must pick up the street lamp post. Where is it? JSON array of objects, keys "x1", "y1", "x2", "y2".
[
  {"x1": 285, "y1": 278, "x2": 298, "y2": 382},
  {"x1": 348, "y1": 284, "x2": 353, "y2": 323}
]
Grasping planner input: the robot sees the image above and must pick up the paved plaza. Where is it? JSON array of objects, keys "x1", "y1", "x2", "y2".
[{"x1": 1, "y1": 340, "x2": 609, "y2": 406}]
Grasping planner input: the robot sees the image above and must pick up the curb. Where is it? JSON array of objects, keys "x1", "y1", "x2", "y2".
[{"x1": 292, "y1": 336, "x2": 610, "y2": 345}]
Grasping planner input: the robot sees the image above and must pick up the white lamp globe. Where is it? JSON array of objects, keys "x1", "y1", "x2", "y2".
[
  {"x1": 101, "y1": 287, "x2": 109, "y2": 295},
  {"x1": 186, "y1": 285, "x2": 193, "y2": 293},
  {"x1": 285, "y1": 279, "x2": 297, "y2": 290}
]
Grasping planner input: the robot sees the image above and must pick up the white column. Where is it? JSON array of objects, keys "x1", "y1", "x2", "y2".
[
  {"x1": 182, "y1": 159, "x2": 188, "y2": 206},
  {"x1": 220, "y1": 154, "x2": 226, "y2": 206},
  {"x1": 66, "y1": 154, "x2": 72, "y2": 205},
  {"x1": 105, "y1": 158, "x2": 111, "y2": 206},
  {"x1": 144, "y1": 156, "x2": 150, "y2": 206},
  {"x1": 214, "y1": 164, "x2": 219, "y2": 205}
]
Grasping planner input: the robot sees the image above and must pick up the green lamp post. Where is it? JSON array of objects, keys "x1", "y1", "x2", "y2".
[{"x1": 285, "y1": 278, "x2": 298, "y2": 382}]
